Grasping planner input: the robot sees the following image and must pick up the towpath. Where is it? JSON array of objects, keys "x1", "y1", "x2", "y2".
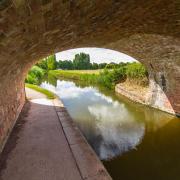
[{"x1": 0, "y1": 88, "x2": 111, "y2": 180}]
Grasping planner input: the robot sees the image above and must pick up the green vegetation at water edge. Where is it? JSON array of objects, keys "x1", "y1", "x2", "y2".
[
  {"x1": 25, "y1": 83, "x2": 56, "y2": 99},
  {"x1": 49, "y1": 62, "x2": 148, "y2": 90},
  {"x1": 25, "y1": 65, "x2": 45, "y2": 85},
  {"x1": 25, "y1": 52, "x2": 148, "y2": 90},
  {"x1": 25, "y1": 55, "x2": 57, "y2": 85},
  {"x1": 49, "y1": 69, "x2": 124, "y2": 89}
]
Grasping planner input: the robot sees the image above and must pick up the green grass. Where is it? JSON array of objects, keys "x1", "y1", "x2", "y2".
[
  {"x1": 59, "y1": 69, "x2": 102, "y2": 74},
  {"x1": 25, "y1": 83, "x2": 56, "y2": 99},
  {"x1": 49, "y1": 69, "x2": 114, "y2": 89},
  {"x1": 49, "y1": 64, "x2": 148, "y2": 90},
  {"x1": 49, "y1": 70, "x2": 98, "y2": 80}
]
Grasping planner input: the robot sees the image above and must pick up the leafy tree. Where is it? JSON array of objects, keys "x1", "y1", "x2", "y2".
[
  {"x1": 36, "y1": 55, "x2": 57, "y2": 70},
  {"x1": 98, "y1": 63, "x2": 107, "y2": 69},
  {"x1": 57, "y1": 60, "x2": 73, "y2": 69},
  {"x1": 105, "y1": 62, "x2": 117, "y2": 69},
  {"x1": 46, "y1": 55, "x2": 57, "y2": 70},
  {"x1": 92, "y1": 63, "x2": 99, "y2": 69},
  {"x1": 36, "y1": 59, "x2": 48, "y2": 70},
  {"x1": 73, "y1": 53, "x2": 91, "y2": 70}
]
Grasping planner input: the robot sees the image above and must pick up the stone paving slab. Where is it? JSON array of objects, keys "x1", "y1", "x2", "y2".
[{"x1": 71, "y1": 141, "x2": 110, "y2": 180}]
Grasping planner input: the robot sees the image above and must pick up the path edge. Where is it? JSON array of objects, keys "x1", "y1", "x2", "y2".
[{"x1": 53, "y1": 98, "x2": 112, "y2": 180}]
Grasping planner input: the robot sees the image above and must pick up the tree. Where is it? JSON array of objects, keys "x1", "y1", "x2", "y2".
[
  {"x1": 46, "y1": 55, "x2": 57, "y2": 70},
  {"x1": 92, "y1": 63, "x2": 99, "y2": 69},
  {"x1": 98, "y1": 63, "x2": 107, "y2": 69},
  {"x1": 57, "y1": 60, "x2": 73, "y2": 69},
  {"x1": 36, "y1": 55, "x2": 57, "y2": 70},
  {"x1": 73, "y1": 53, "x2": 91, "y2": 70},
  {"x1": 36, "y1": 59, "x2": 48, "y2": 70}
]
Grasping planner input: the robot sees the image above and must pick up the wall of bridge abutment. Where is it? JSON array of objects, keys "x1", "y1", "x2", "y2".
[
  {"x1": 146, "y1": 72, "x2": 180, "y2": 116},
  {"x1": 115, "y1": 63, "x2": 180, "y2": 116},
  {"x1": 0, "y1": 75, "x2": 25, "y2": 152}
]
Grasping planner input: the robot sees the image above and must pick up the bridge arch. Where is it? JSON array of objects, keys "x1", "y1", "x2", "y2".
[{"x1": 0, "y1": 0, "x2": 179, "y2": 151}]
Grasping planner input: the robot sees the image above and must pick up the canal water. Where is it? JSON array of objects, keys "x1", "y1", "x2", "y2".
[{"x1": 41, "y1": 76, "x2": 180, "y2": 180}]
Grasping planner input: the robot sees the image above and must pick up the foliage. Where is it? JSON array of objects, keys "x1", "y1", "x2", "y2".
[
  {"x1": 91, "y1": 63, "x2": 99, "y2": 69},
  {"x1": 36, "y1": 55, "x2": 57, "y2": 70},
  {"x1": 25, "y1": 52, "x2": 148, "y2": 91},
  {"x1": 25, "y1": 66, "x2": 45, "y2": 85},
  {"x1": 98, "y1": 63, "x2": 107, "y2": 69},
  {"x1": 26, "y1": 55, "x2": 57, "y2": 85},
  {"x1": 56, "y1": 53, "x2": 128, "y2": 70},
  {"x1": 46, "y1": 55, "x2": 57, "y2": 70},
  {"x1": 126, "y1": 62, "x2": 148, "y2": 79},
  {"x1": 25, "y1": 83, "x2": 56, "y2": 99},
  {"x1": 57, "y1": 60, "x2": 74, "y2": 69},
  {"x1": 50, "y1": 62, "x2": 148, "y2": 90},
  {"x1": 73, "y1": 53, "x2": 91, "y2": 70}
]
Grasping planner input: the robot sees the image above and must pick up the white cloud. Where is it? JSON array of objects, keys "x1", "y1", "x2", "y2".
[
  {"x1": 41, "y1": 80, "x2": 94, "y2": 99},
  {"x1": 56, "y1": 47, "x2": 136, "y2": 64},
  {"x1": 88, "y1": 104, "x2": 145, "y2": 159}
]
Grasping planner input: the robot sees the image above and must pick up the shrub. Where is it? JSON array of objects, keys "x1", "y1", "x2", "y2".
[
  {"x1": 25, "y1": 66, "x2": 45, "y2": 85},
  {"x1": 126, "y1": 63, "x2": 147, "y2": 79}
]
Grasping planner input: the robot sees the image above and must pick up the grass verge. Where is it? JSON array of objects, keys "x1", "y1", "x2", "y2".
[
  {"x1": 49, "y1": 70, "x2": 99, "y2": 81},
  {"x1": 25, "y1": 83, "x2": 56, "y2": 99}
]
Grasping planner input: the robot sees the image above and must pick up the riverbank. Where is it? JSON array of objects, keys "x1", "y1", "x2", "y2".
[
  {"x1": 0, "y1": 87, "x2": 111, "y2": 180},
  {"x1": 25, "y1": 83, "x2": 56, "y2": 99},
  {"x1": 49, "y1": 69, "x2": 117, "y2": 89},
  {"x1": 49, "y1": 69, "x2": 149, "y2": 100},
  {"x1": 115, "y1": 80, "x2": 149, "y2": 104},
  {"x1": 49, "y1": 69, "x2": 178, "y2": 115},
  {"x1": 49, "y1": 69, "x2": 99, "y2": 81}
]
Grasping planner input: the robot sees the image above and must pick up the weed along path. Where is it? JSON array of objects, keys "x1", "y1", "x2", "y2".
[{"x1": 0, "y1": 88, "x2": 111, "y2": 180}]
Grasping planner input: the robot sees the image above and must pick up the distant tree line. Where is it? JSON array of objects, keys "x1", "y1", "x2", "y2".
[{"x1": 56, "y1": 52, "x2": 130, "y2": 70}]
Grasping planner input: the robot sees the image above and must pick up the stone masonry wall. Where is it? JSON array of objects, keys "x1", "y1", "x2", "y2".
[
  {"x1": 115, "y1": 78, "x2": 176, "y2": 115},
  {"x1": 0, "y1": 73, "x2": 25, "y2": 152}
]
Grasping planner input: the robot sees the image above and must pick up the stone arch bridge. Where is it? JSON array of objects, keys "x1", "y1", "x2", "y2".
[{"x1": 0, "y1": 0, "x2": 179, "y2": 150}]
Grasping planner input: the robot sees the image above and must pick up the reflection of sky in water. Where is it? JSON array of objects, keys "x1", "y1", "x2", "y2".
[{"x1": 41, "y1": 80, "x2": 145, "y2": 160}]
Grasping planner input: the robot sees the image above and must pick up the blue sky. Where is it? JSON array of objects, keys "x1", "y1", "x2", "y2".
[{"x1": 56, "y1": 48, "x2": 136, "y2": 63}]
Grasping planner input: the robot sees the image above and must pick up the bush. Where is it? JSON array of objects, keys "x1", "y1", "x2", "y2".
[
  {"x1": 49, "y1": 62, "x2": 149, "y2": 90},
  {"x1": 126, "y1": 63, "x2": 147, "y2": 79},
  {"x1": 25, "y1": 66, "x2": 45, "y2": 85}
]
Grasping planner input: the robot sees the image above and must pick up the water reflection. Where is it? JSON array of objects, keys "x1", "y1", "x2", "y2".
[
  {"x1": 42, "y1": 80, "x2": 144, "y2": 160},
  {"x1": 88, "y1": 103, "x2": 145, "y2": 159}
]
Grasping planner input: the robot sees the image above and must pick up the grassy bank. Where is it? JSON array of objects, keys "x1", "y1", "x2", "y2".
[
  {"x1": 25, "y1": 83, "x2": 56, "y2": 99},
  {"x1": 57, "y1": 69, "x2": 101, "y2": 74},
  {"x1": 49, "y1": 70, "x2": 99, "y2": 81},
  {"x1": 50, "y1": 63, "x2": 148, "y2": 90}
]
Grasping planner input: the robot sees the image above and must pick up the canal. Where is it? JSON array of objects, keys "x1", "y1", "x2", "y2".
[{"x1": 41, "y1": 77, "x2": 180, "y2": 180}]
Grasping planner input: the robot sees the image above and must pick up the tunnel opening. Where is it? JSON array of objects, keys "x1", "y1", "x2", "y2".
[
  {"x1": 24, "y1": 47, "x2": 179, "y2": 117},
  {"x1": 24, "y1": 48, "x2": 151, "y2": 106},
  {"x1": 23, "y1": 48, "x2": 180, "y2": 180}
]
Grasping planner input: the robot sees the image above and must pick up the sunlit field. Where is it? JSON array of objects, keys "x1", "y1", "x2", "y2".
[{"x1": 58, "y1": 69, "x2": 102, "y2": 74}]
